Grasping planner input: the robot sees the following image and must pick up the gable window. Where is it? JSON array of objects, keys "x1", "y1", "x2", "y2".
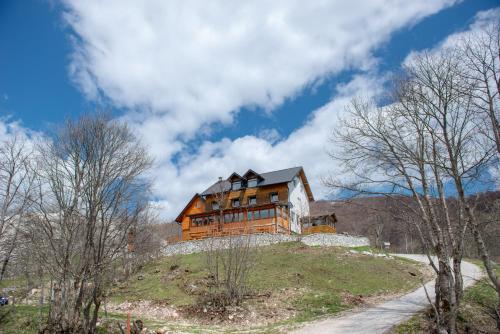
[
  {"x1": 247, "y1": 179, "x2": 258, "y2": 188},
  {"x1": 270, "y1": 192, "x2": 279, "y2": 203},
  {"x1": 212, "y1": 201, "x2": 219, "y2": 210},
  {"x1": 232, "y1": 198, "x2": 240, "y2": 207},
  {"x1": 248, "y1": 196, "x2": 257, "y2": 205},
  {"x1": 232, "y1": 181, "x2": 241, "y2": 190}
]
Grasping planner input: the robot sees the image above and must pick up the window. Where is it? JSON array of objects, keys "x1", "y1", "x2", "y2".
[
  {"x1": 224, "y1": 213, "x2": 233, "y2": 223},
  {"x1": 261, "y1": 209, "x2": 269, "y2": 219},
  {"x1": 248, "y1": 196, "x2": 257, "y2": 205},
  {"x1": 230, "y1": 212, "x2": 243, "y2": 222},
  {"x1": 232, "y1": 181, "x2": 241, "y2": 190},
  {"x1": 253, "y1": 210, "x2": 260, "y2": 220},
  {"x1": 212, "y1": 202, "x2": 219, "y2": 210},
  {"x1": 247, "y1": 179, "x2": 258, "y2": 187},
  {"x1": 269, "y1": 208, "x2": 275, "y2": 218},
  {"x1": 232, "y1": 198, "x2": 240, "y2": 207},
  {"x1": 247, "y1": 211, "x2": 253, "y2": 221},
  {"x1": 192, "y1": 217, "x2": 204, "y2": 227},
  {"x1": 270, "y1": 192, "x2": 279, "y2": 203}
]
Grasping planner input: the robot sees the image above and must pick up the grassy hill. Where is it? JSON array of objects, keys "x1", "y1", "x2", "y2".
[
  {"x1": 1, "y1": 242, "x2": 428, "y2": 333},
  {"x1": 104, "y1": 242, "x2": 427, "y2": 332}
]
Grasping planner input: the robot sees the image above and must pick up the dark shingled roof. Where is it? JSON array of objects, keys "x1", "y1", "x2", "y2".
[{"x1": 201, "y1": 166, "x2": 303, "y2": 196}]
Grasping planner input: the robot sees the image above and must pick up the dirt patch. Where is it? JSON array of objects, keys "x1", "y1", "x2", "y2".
[
  {"x1": 341, "y1": 292, "x2": 365, "y2": 305},
  {"x1": 107, "y1": 300, "x2": 180, "y2": 321},
  {"x1": 179, "y1": 287, "x2": 307, "y2": 328},
  {"x1": 108, "y1": 287, "x2": 307, "y2": 330}
]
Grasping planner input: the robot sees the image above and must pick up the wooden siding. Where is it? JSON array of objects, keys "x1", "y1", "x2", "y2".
[
  {"x1": 180, "y1": 183, "x2": 294, "y2": 241},
  {"x1": 302, "y1": 225, "x2": 337, "y2": 234},
  {"x1": 202, "y1": 183, "x2": 289, "y2": 210},
  {"x1": 180, "y1": 196, "x2": 205, "y2": 232}
]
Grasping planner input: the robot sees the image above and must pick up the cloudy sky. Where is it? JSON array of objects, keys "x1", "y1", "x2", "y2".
[{"x1": 0, "y1": 0, "x2": 498, "y2": 218}]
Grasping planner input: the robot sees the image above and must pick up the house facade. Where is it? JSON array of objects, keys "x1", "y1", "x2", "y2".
[{"x1": 175, "y1": 167, "x2": 314, "y2": 241}]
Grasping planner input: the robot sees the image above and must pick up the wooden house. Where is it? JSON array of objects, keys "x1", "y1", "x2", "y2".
[{"x1": 175, "y1": 167, "x2": 314, "y2": 241}]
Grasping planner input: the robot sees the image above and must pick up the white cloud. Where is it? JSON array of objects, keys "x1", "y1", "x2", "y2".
[
  {"x1": 63, "y1": 0, "x2": 455, "y2": 138},
  {"x1": 61, "y1": 0, "x2": 459, "y2": 218},
  {"x1": 146, "y1": 74, "x2": 384, "y2": 217},
  {"x1": 0, "y1": 118, "x2": 29, "y2": 143}
]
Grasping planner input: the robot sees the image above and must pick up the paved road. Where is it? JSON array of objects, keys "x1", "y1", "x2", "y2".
[{"x1": 290, "y1": 254, "x2": 483, "y2": 334}]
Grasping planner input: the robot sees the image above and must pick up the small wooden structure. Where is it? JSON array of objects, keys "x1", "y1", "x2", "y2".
[{"x1": 301, "y1": 212, "x2": 337, "y2": 234}]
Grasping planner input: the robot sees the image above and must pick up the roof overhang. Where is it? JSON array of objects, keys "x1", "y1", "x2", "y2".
[
  {"x1": 175, "y1": 193, "x2": 200, "y2": 223},
  {"x1": 298, "y1": 168, "x2": 315, "y2": 202}
]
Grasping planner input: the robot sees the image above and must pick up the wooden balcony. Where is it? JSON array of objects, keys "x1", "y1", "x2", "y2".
[{"x1": 183, "y1": 204, "x2": 290, "y2": 240}]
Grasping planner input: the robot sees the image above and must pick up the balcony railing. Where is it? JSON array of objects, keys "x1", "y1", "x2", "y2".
[{"x1": 185, "y1": 204, "x2": 290, "y2": 240}]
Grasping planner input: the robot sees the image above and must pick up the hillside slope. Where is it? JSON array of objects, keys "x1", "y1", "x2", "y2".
[{"x1": 105, "y1": 242, "x2": 429, "y2": 333}]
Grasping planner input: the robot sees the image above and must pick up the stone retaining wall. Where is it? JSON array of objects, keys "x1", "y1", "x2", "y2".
[
  {"x1": 161, "y1": 233, "x2": 369, "y2": 257},
  {"x1": 301, "y1": 233, "x2": 370, "y2": 248}
]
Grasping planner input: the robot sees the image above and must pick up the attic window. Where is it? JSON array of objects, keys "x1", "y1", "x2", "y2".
[
  {"x1": 247, "y1": 179, "x2": 258, "y2": 188},
  {"x1": 232, "y1": 181, "x2": 241, "y2": 190},
  {"x1": 270, "y1": 192, "x2": 279, "y2": 203},
  {"x1": 232, "y1": 198, "x2": 240, "y2": 207},
  {"x1": 212, "y1": 202, "x2": 219, "y2": 210}
]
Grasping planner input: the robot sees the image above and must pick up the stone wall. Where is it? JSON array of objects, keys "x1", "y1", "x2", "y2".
[
  {"x1": 161, "y1": 233, "x2": 369, "y2": 257},
  {"x1": 300, "y1": 233, "x2": 370, "y2": 248}
]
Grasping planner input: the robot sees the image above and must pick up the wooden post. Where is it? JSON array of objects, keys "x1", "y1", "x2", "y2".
[{"x1": 126, "y1": 313, "x2": 131, "y2": 334}]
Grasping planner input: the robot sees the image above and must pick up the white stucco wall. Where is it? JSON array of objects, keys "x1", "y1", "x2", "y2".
[{"x1": 288, "y1": 175, "x2": 310, "y2": 233}]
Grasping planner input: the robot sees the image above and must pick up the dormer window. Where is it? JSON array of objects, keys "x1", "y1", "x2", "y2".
[
  {"x1": 247, "y1": 178, "x2": 258, "y2": 188},
  {"x1": 232, "y1": 198, "x2": 240, "y2": 207},
  {"x1": 212, "y1": 201, "x2": 219, "y2": 210},
  {"x1": 232, "y1": 181, "x2": 241, "y2": 190},
  {"x1": 270, "y1": 192, "x2": 279, "y2": 203}
]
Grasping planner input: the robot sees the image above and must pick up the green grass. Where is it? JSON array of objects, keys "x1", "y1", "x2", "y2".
[
  {"x1": 0, "y1": 304, "x2": 48, "y2": 334},
  {"x1": 1, "y1": 242, "x2": 427, "y2": 333},
  {"x1": 110, "y1": 242, "x2": 424, "y2": 324}
]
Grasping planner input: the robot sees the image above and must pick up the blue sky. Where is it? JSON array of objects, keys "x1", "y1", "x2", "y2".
[{"x1": 0, "y1": 0, "x2": 498, "y2": 217}]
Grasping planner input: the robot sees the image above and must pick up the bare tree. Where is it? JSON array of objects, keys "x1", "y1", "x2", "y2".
[
  {"x1": 373, "y1": 214, "x2": 385, "y2": 250},
  {"x1": 327, "y1": 48, "x2": 496, "y2": 333},
  {"x1": 459, "y1": 21, "x2": 500, "y2": 153},
  {"x1": 203, "y1": 177, "x2": 255, "y2": 309},
  {"x1": 30, "y1": 113, "x2": 152, "y2": 334},
  {"x1": 0, "y1": 135, "x2": 34, "y2": 282},
  {"x1": 457, "y1": 20, "x2": 500, "y2": 329},
  {"x1": 205, "y1": 235, "x2": 254, "y2": 308}
]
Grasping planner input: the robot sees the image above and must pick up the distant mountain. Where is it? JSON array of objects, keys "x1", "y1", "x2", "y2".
[{"x1": 311, "y1": 192, "x2": 500, "y2": 259}]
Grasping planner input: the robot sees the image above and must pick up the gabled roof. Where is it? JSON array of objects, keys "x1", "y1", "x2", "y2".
[
  {"x1": 201, "y1": 166, "x2": 314, "y2": 201},
  {"x1": 227, "y1": 172, "x2": 244, "y2": 182},
  {"x1": 242, "y1": 169, "x2": 264, "y2": 181},
  {"x1": 175, "y1": 193, "x2": 200, "y2": 223}
]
